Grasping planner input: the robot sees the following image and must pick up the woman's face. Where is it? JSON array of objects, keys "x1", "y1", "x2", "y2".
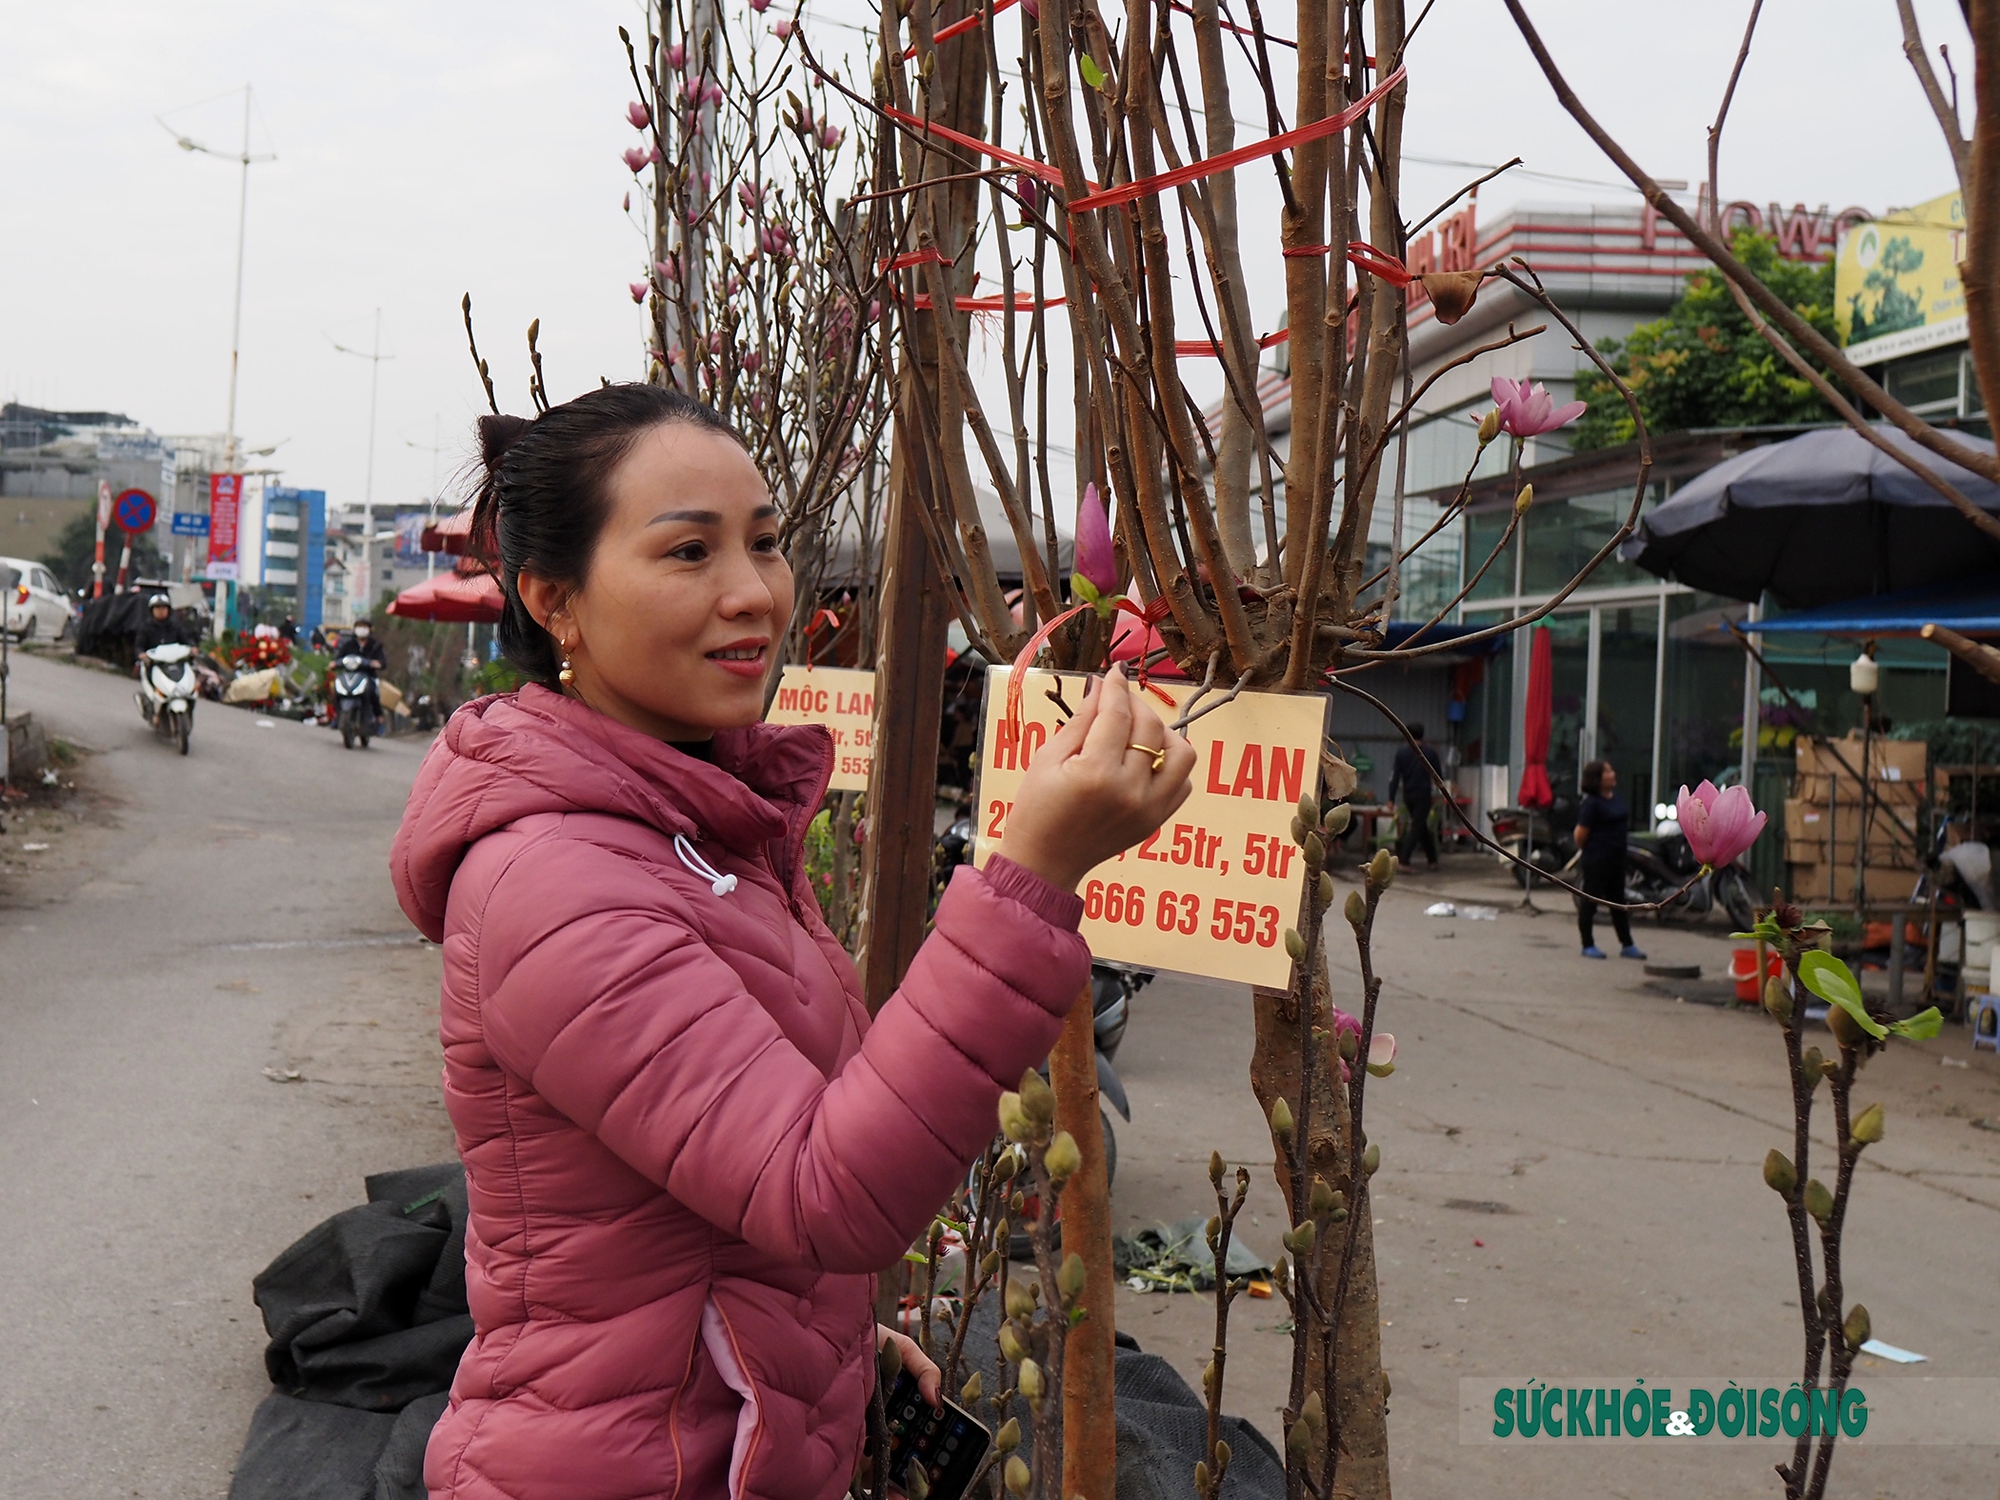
[
  {"x1": 530, "y1": 422, "x2": 792, "y2": 743},
  {"x1": 1600, "y1": 767, "x2": 1619, "y2": 795}
]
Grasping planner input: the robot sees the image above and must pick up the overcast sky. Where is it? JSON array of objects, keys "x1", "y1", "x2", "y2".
[{"x1": 0, "y1": 0, "x2": 1974, "y2": 519}]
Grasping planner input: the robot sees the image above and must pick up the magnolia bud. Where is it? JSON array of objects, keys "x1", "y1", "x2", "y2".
[
  {"x1": 1851, "y1": 1102, "x2": 1885, "y2": 1145},
  {"x1": 998, "y1": 1321, "x2": 1028, "y2": 1364},
  {"x1": 1319, "y1": 871, "x2": 1336, "y2": 907},
  {"x1": 1017, "y1": 1358, "x2": 1045, "y2": 1403},
  {"x1": 1801, "y1": 1046, "x2": 1827, "y2": 1090},
  {"x1": 1477, "y1": 407, "x2": 1503, "y2": 445},
  {"x1": 1291, "y1": 815, "x2": 1309, "y2": 846},
  {"x1": 1209, "y1": 1150, "x2": 1226, "y2": 1184},
  {"x1": 1330, "y1": 1204, "x2": 1349, "y2": 1222},
  {"x1": 1368, "y1": 848, "x2": 1396, "y2": 889},
  {"x1": 1764, "y1": 975, "x2": 1793, "y2": 1023},
  {"x1": 994, "y1": 1151, "x2": 1020, "y2": 1185},
  {"x1": 1283, "y1": 1220, "x2": 1315, "y2": 1253},
  {"x1": 1297, "y1": 793, "x2": 1319, "y2": 827},
  {"x1": 1010, "y1": 1190, "x2": 1026, "y2": 1215},
  {"x1": 980, "y1": 1250, "x2": 1001, "y2": 1281},
  {"x1": 1803, "y1": 1178, "x2": 1833, "y2": 1225},
  {"x1": 998, "y1": 1091, "x2": 1031, "y2": 1143},
  {"x1": 1201, "y1": 1361, "x2": 1218, "y2": 1399},
  {"x1": 1338, "y1": 1029, "x2": 1358, "y2": 1062},
  {"x1": 1363, "y1": 1142, "x2": 1381, "y2": 1176},
  {"x1": 1206, "y1": 1214, "x2": 1222, "y2": 1243},
  {"x1": 993, "y1": 1218, "x2": 1009, "y2": 1247},
  {"x1": 1514, "y1": 483, "x2": 1535, "y2": 516},
  {"x1": 1020, "y1": 1068, "x2": 1056, "y2": 1125},
  {"x1": 1005, "y1": 1279, "x2": 1036, "y2": 1323},
  {"x1": 1194, "y1": 1460, "x2": 1211, "y2": 1492},
  {"x1": 1827, "y1": 1003, "x2": 1868, "y2": 1050},
  {"x1": 1764, "y1": 1148, "x2": 1797, "y2": 1197},
  {"x1": 1269, "y1": 1095, "x2": 1295, "y2": 1144},
  {"x1": 1304, "y1": 833, "x2": 1325, "y2": 870},
  {"x1": 1004, "y1": 1455, "x2": 1031, "y2": 1495},
  {"x1": 879, "y1": 1341, "x2": 903, "y2": 1385},
  {"x1": 961, "y1": 1372, "x2": 983, "y2": 1405},
  {"x1": 1284, "y1": 928, "x2": 1306, "y2": 961},
  {"x1": 1058, "y1": 1252, "x2": 1087, "y2": 1301},
  {"x1": 1345, "y1": 890, "x2": 1368, "y2": 927},
  {"x1": 1843, "y1": 1303, "x2": 1872, "y2": 1350},
  {"x1": 904, "y1": 1459, "x2": 930, "y2": 1500},
  {"x1": 1310, "y1": 1177, "x2": 1337, "y2": 1215},
  {"x1": 995, "y1": 1416, "x2": 1021, "y2": 1452},
  {"x1": 1215, "y1": 1438, "x2": 1232, "y2": 1467},
  {"x1": 1043, "y1": 1130, "x2": 1080, "y2": 1184},
  {"x1": 1322, "y1": 802, "x2": 1353, "y2": 837},
  {"x1": 1285, "y1": 1415, "x2": 1314, "y2": 1464},
  {"x1": 1300, "y1": 1389, "x2": 1325, "y2": 1435}
]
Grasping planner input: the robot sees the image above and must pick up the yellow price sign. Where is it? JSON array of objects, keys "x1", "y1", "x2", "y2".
[
  {"x1": 766, "y1": 665, "x2": 877, "y2": 791},
  {"x1": 973, "y1": 666, "x2": 1330, "y2": 989}
]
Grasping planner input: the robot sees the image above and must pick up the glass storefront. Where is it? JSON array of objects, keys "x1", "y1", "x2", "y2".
[
  {"x1": 1597, "y1": 600, "x2": 1660, "y2": 815},
  {"x1": 1464, "y1": 507, "x2": 1518, "y2": 601},
  {"x1": 1520, "y1": 485, "x2": 1663, "y2": 594},
  {"x1": 1662, "y1": 593, "x2": 1751, "y2": 801}
]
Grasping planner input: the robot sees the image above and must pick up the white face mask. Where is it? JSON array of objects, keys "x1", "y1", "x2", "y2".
[{"x1": 355, "y1": 626, "x2": 371, "y2": 640}]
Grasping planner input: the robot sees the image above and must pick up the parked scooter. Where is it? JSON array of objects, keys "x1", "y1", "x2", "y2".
[
  {"x1": 1625, "y1": 818, "x2": 1758, "y2": 930},
  {"x1": 1487, "y1": 803, "x2": 1575, "y2": 887},
  {"x1": 332, "y1": 655, "x2": 381, "y2": 750},
  {"x1": 134, "y1": 643, "x2": 198, "y2": 754}
]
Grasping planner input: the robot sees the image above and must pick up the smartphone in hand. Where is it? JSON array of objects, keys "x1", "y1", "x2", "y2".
[{"x1": 882, "y1": 1369, "x2": 991, "y2": 1500}]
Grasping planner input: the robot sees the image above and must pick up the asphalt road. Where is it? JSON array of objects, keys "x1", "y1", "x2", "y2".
[{"x1": 0, "y1": 647, "x2": 452, "y2": 1498}]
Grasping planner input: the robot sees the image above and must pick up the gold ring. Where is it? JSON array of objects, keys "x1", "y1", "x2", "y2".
[{"x1": 1128, "y1": 742, "x2": 1166, "y2": 772}]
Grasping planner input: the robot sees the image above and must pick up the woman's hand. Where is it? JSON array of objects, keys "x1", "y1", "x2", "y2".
[
  {"x1": 1003, "y1": 664, "x2": 1198, "y2": 892},
  {"x1": 877, "y1": 1323, "x2": 941, "y2": 1408}
]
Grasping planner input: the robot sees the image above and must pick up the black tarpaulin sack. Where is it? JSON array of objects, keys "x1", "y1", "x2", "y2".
[{"x1": 251, "y1": 1163, "x2": 472, "y2": 1413}]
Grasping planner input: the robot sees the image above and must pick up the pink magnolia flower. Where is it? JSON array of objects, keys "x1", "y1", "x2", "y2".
[
  {"x1": 622, "y1": 146, "x2": 651, "y2": 173},
  {"x1": 1072, "y1": 482, "x2": 1116, "y2": 598},
  {"x1": 749, "y1": 0, "x2": 771, "y2": 10},
  {"x1": 629, "y1": 282, "x2": 649, "y2": 304},
  {"x1": 655, "y1": 256, "x2": 679, "y2": 284},
  {"x1": 1489, "y1": 375, "x2": 1586, "y2": 438},
  {"x1": 1675, "y1": 780, "x2": 1767, "y2": 869},
  {"x1": 621, "y1": 192, "x2": 630, "y2": 212},
  {"x1": 738, "y1": 181, "x2": 763, "y2": 213},
  {"x1": 1366, "y1": 1032, "x2": 1397, "y2": 1078},
  {"x1": 1330, "y1": 1007, "x2": 1361, "y2": 1081},
  {"x1": 703, "y1": 81, "x2": 724, "y2": 109},
  {"x1": 819, "y1": 123, "x2": 843, "y2": 150},
  {"x1": 1015, "y1": 172, "x2": 1041, "y2": 216},
  {"x1": 773, "y1": 18, "x2": 796, "y2": 38},
  {"x1": 1021, "y1": 0, "x2": 1040, "y2": 16},
  {"x1": 666, "y1": 40, "x2": 686, "y2": 70},
  {"x1": 626, "y1": 101, "x2": 651, "y2": 130},
  {"x1": 741, "y1": 348, "x2": 763, "y2": 373}
]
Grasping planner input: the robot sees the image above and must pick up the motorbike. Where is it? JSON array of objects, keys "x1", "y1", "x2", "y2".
[
  {"x1": 1625, "y1": 818, "x2": 1758, "y2": 930},
  {"x1": 331, "y1": 655, "x2": 382, "y2": 750},
  {"x1": 134, "y1": 643, "x2": 198, "y2": 754},
  {"x1": 1487, "y1": 803, "x2": 1576, "y2": 888}
]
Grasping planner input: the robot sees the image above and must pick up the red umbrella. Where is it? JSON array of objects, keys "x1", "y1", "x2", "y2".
[
  {"x1": 420, "y1": 508, "x2": 474, "y2": 555},
  {"x1": 388, "y1": 566, "x2": 503, "y2": 624},
  {"x1": 1517, "y1": 625, "x2": 1554, "y2": 809}
]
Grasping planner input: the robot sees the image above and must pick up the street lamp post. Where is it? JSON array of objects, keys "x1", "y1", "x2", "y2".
[
  {"x1": 332, "y1": 311, "x2": 394, "y2": 617},
  {"x1": 161, "y1": 86, "x2": 274, "y2": 638}
]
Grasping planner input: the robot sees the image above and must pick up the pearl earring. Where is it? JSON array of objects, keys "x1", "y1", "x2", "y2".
[{"x1": 559, "y1": 641, "x2": 576, "y2": 687}]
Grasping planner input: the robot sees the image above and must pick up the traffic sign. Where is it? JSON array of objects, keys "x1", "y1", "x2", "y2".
[
  {"x1": 113, "y1": 488, "x2": 157, "y2": 534},
  {"x1": 170, "y1": 513, "x2": 211, "y2": 537},
  {"x1": 975, "y1": 666, "x2": 1331, "y2": 990}
]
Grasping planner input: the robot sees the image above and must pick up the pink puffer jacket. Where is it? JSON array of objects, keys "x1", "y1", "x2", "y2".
[{"x1": 390, "y1": 685, "x2": 1088, "y2": 1500}]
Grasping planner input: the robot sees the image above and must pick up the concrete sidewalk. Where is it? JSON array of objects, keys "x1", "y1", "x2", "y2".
[{"x1": 1108, "y1": 855, "x2": 2000, "y2": 1497}]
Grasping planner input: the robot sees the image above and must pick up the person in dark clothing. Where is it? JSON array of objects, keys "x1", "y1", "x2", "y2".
[
  {"x1": 335, "y1": 618, "x2": 388, "y2": 725},
  {"x1": 133, "y1": 593, "x2": 194, "y2": 659},
  {"x1": 1574, "y1": 759, "x2": 1645, "y2": 960},
  {"x1": 1388, "y1": 723, "x2": 1444, "y2": 870}
]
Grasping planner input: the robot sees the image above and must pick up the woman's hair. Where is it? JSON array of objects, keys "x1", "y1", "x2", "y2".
[
  {"x1": 1581, "y1": 759, "x2": 1611, "y2": 795},
  {"x1": 469, "y1": 383, "x2": 744, "y2": 685}
]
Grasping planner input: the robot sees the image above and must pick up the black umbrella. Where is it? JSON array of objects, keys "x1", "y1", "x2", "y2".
[{"x1": 1618, "y1": 425, "x2": 2000, "y2": 608}]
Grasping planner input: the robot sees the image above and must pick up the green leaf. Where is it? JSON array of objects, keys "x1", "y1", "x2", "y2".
[
  {"x1": 1887, "y1": 1006, "x2": 1943, "y2": 1040},
  {"x1": 1078, "y1": 54, "x2": 1106, "y2": 89},
  {"x1": 1070, "y1": 572, "x2": 1100, "y2": 606},
  {"x1": 1797, "y1": 952, "x2": 1887, "y2": 1039}
]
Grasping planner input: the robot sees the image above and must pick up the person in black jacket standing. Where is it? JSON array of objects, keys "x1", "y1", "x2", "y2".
[
  {"x1": 1574, "y1": 759, "x2": 1646, "y2": 960},
  {"x1": 1389, "y1": 723, "x2": 1443, "y2": 871}
]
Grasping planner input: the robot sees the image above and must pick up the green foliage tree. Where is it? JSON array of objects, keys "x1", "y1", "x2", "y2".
[
  {"x1": 1573, "y1": 230, "x2": 1842, "y2": 450},
  {"x1": 41, "y1": 509, "x2": 166, "y2": 593}
]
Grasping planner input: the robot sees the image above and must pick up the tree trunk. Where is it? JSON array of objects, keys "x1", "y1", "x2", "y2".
[{"x1": 1052, "y1": 993, "x2": 1116, "y2": 1500}]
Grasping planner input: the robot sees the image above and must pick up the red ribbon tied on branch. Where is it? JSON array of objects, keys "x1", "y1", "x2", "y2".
[{"x1": 1066, "y1": 63, "x2": 1406, "y2": 213}]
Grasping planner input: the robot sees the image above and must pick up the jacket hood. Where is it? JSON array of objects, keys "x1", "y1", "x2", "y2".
[{"x1": 392, "y1": 683, "x2": 833, "y2": 941}]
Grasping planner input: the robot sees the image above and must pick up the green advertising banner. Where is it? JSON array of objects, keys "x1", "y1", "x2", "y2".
[{"x1": 1834, "y1": 189, "x2": 1966, "y2": 365}]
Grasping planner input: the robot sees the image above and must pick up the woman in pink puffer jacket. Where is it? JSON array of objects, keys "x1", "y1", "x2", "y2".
[{"x1": 390, "y1": 385, "x2": 1194, "y2": 1500}]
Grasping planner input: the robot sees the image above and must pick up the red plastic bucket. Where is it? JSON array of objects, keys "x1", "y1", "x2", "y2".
[{"x1": 1730, "y1": 948, "x2": 1781, "y2": 1002}]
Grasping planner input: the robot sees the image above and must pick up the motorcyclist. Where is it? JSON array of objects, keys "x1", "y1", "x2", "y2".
[
  {"x1": 335, "y1": 618, "x2": 388, "y2": 727},
  {"x1": 134, "y1": 593, "x2": 192, "y2": 673}
]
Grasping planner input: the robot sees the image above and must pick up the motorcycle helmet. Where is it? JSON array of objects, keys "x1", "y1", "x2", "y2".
[{"x1": 147, "y1": 592, "x2": 171, "y2": 609}]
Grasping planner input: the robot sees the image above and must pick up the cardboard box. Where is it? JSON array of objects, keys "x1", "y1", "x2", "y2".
[
  {"x1": 1796, "y1": 734, "x2": 1927, "y2": 782},
  {"x1": 1782, "y1": 798, "x2": 1920, "y2": 866},
  {"x1": 1793, "y1": 772, "x2": 1924, "y2": 808},
  {"x1": 1785, "y1": 861, "x2": 1922, "y2": 905}
]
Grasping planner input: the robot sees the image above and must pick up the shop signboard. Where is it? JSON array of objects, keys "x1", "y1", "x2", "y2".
[
  {"x1": 1835, "y1": 189, "x2": 1967, "y2": 365},
  {"x1": 974, "y1": 667, "x2": 1330, "y2": 990},
  {"x1": 206, "y1": 473, "x2": 242, "y2": 581},
  {"x1": 764, "y1": 665, "x2": 876, "y2": 791}
]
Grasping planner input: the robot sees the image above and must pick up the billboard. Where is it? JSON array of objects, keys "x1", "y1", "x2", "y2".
[
  {"x1": 394, "y1": 509, "x2": 432, "y2": 568},
  {"x1": 206, "y1": 473, "x2": 242, "y2": 581},
  {"x1": 1835, "y1": 189, "x2": 1966, "y2": 365}
]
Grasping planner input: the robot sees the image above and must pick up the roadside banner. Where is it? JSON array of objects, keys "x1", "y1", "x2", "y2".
[
  {"x1": 1835, "y1": 188, "x2": 1967, "y2": 365},
  {"x1": 974, "y1": 666, "x2": 1330, "y2": 989},
  {"x1": 207, "y1": 474, "x2": 242, "y2": 581},
  {"x1": 765, "y1": 665, "x2": 876, "y2": 791}
]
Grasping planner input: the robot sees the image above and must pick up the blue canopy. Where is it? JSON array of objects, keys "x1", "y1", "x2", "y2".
[
  {"x1": 1741, "y1": 575, "x2": 2000, "y2": 637},
  {"x1": 1619, "y1": 425, "x2": 2000, "y2": 608}
]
